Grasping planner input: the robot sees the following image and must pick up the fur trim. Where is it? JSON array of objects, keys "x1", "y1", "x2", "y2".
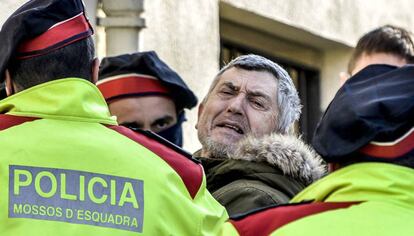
[{"x1": 230, "y1": 134, "x2": 326, "y2": 185}]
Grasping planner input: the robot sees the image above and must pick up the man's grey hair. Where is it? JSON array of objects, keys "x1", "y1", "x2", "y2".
[{"x1": 202, "y1": 54, "x2": 301, "y2": 133}]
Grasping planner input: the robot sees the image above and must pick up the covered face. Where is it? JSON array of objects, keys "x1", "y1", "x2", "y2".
[
  {"x1": 97, "y1": 51, "x2": 197, "y2": 146},
  {"x1": 197, "y1": 67, "x2": 279, "y2": 157},
  {"x1": 109, "y1": 96, "x2": 177, "y2": 133}
]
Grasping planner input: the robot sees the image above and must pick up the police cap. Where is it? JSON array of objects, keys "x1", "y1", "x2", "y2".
[
  {"x1": 312, "y1": 64, "x2": 414, "y2": 163},
  {"x1": 97, "y1": 51, "x2": 198, "y2": 112}
]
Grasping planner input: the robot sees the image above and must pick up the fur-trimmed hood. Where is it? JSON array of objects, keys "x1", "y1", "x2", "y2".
[{"x1": 229, "y1": 134, "x2": 326, "y2": 185}]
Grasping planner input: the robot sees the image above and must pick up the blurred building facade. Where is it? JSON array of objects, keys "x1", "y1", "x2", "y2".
[{"x1": 3, "y1": 0, "x2": 414, "y2": 151}]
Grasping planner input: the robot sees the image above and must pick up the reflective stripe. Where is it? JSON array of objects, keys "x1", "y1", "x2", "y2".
[
  {"x1": 16, "y1": 13, "x2": 93, "y2": 59},
  {"x1": 97, "y1": 75, "x2": 170, "y2": 102},
  {"x1": 0, "y1": 114, "x2": 39, "y2": 131},
  {"x1": 230, "y1": 202, "x2": 359, "y2": 236},
  {"x1": 360, "y1": 127, "x2": 414, "y2": 158},
  {"x1": 106, "y1": 125, "x2": 203, "y2": 199}
]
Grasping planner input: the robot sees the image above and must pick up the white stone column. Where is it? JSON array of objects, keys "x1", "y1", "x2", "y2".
[
  {"x1": 84, "y1": 0, "x2": 99, "y2": 30},
  {"x1": 98, "y1": 0, "x2": 145, "y2": 56}
]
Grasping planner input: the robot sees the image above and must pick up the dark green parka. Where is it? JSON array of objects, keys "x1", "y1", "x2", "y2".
[{"x1": 196, "y1": 134, "x2": 325, "y2": 217}]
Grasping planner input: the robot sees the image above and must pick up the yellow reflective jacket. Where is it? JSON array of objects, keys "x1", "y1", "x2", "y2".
[
  {"x1": 272, "y1": 163, "x2": 414, "y2": 236},
  {"x1": 0, "y1": 78, "x2": 228, "y2": 235},
  {"x1": 220, "y1": 163, "x2": 414, "y2": 236}
]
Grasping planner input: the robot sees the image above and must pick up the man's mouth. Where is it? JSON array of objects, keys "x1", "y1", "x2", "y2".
[{"x1": 216, "y1": 123, "x2": 244, "y2": 134}]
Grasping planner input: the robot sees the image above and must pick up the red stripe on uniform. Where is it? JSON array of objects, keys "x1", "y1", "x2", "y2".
[
  {"x1": 97, "y1": 76, "x2": 170, "y2": 101},
  {"x1": 359, "y1": 131, "x2": 414, "y2": 158},
  {"x1": 0, "y1": 114, "x2": 39, "y2": 131},
  {"x1": 17, "y1": 13, "x2": 92, "y2": 55},
  {"x1": 106, "y1": 125, "x2": 203, "y2": 199},
  {"x1": 230, "y1": 202, "x2": 358, "y2": 236}
]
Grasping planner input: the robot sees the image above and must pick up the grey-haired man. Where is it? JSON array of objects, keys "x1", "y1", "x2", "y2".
[{"x1": 195, "y1": 54, "x2": 325, "y2": 216}]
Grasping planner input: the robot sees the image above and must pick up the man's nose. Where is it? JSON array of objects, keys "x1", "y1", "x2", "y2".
[
  {"x1": 140, "y1": 122, "x2": 151, "y2": 131},
  {"x1": 226, "y1": 94, "x2": 245, "y2": 115}
]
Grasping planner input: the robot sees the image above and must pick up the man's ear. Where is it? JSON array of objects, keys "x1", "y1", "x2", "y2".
[
  {"x1": 195, "y1": 103, "x2": 204, "y2": 129},
  {"x1": 5, "y1": 69, "x2": 14, "y2": 96},
  {"x1": 91, "y1": 58, "x2": 100, "y2": 84}
]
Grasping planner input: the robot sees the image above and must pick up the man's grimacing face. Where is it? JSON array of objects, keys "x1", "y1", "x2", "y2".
[{"x1": 196, "y1": 67, "x2": 279, "y2": 156}]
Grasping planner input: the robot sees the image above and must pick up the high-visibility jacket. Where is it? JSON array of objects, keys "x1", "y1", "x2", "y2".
[
  {"x1": 0, "y1": 78, "x2": 228, "y2": 236},
  {"x1": 221, "y1": 162, "x2": 414, "y2": 236}
]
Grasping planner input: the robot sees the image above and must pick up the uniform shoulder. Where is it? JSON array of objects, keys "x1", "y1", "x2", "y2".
[
  {"x1": 0, "y1": 114, "x2": 39, "y2": 131},
  {"x1": 229, "y1": 201, "x2": 358, "y2": 236},
  {"x1": 106, "y1": 125, "x2": 203, "y2": 199}
]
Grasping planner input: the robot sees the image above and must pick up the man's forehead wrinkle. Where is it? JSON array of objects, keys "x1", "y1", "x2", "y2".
[
  {"x1": 221, "y1": 81, "x2": 238, "y2": 88},
  {"x1": 219, "y1": 78, "x2": 273, "y2": 99},
  {"x1": 247, "y1": 89, "x2": 271, "y2": 100}
]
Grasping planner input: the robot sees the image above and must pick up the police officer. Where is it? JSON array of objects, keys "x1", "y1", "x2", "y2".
[
  {"x1": 219, "y1": 64, "x2": 414, "y2": 236},
  {"x1": 0, "y1": 0, "x2": 227, "y2": 235},
  {"x1": 97, "y1": 52, "x2": 197, "y2": 147}
]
